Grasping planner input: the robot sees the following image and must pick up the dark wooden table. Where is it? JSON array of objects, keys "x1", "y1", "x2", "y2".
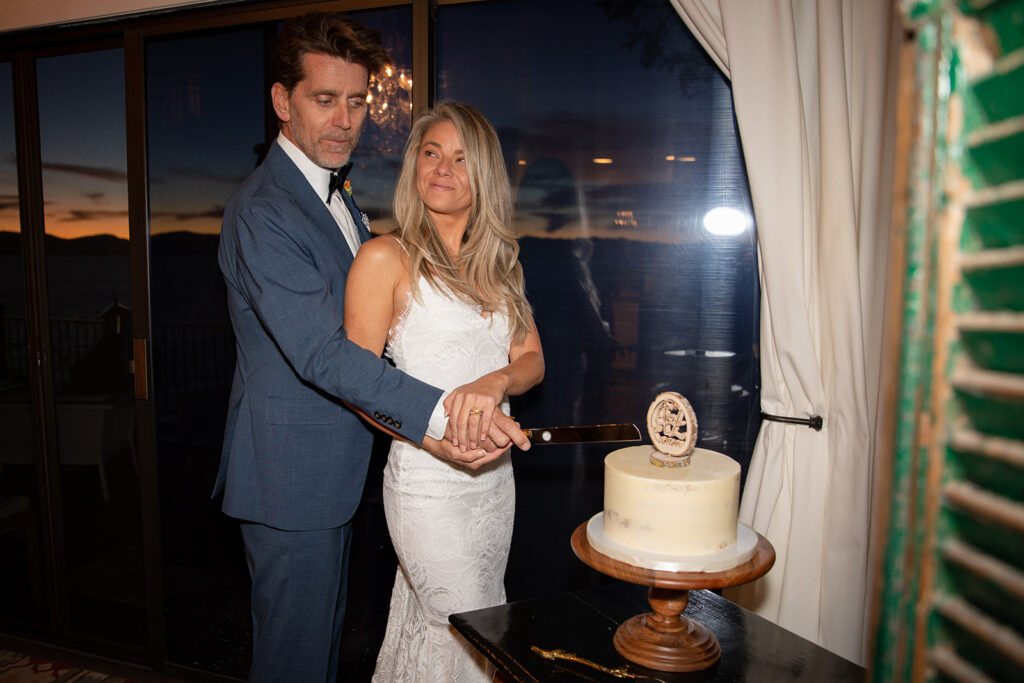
[{"x1": 450, "y1": 582, "x2": 865, "y2": 682}]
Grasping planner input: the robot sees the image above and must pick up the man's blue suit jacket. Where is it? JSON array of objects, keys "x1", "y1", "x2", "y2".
[{"x1": 214, "y1": 141, "x2": 442, "y2": 531}]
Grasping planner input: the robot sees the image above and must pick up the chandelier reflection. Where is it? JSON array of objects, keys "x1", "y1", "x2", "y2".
[{"x1": 368, "y1": 65, "x2": 413, "y2": 155}]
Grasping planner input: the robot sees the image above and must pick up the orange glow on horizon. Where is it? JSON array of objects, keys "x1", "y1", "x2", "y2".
[
  {"x1": 0, "y1": 215, "x2": 222, "y2": 239},
  {"x1": 45, "y1": 216, "x2": 129, "y2": 240},
  {"x1": 150, "y1": 216, "x2": 222, "y2": 236}
]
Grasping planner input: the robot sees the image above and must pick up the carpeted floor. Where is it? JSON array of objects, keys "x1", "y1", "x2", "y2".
[{"x1": 0, "y1": 650, "x2": 135, "y2": 683}]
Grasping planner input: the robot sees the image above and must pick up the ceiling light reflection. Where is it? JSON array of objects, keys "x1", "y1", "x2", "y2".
[
  {"x1": 664, "y1": 349, "x2": 736, "y2": 358},
  {"x1": 702, "y1": 206, "x2": 750, "y2": 236}
]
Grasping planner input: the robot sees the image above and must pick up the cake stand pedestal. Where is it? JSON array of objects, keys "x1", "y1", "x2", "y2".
[{"x1": 571, "y1": 522, "x2": 775, "y2": 673}]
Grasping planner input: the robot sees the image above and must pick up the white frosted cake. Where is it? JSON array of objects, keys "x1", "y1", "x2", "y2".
[{"x1": 602, "y1": 445, "x2": 741, "y2": 557}]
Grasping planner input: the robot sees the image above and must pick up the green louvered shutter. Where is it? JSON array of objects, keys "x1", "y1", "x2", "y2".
[{"x1": 875, "y1": 2, "x2": 1024, "y2": 681}]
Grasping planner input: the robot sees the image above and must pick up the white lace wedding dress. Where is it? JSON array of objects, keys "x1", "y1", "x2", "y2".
[{"x1": 372, "y1": 274, "x2": 514, "y2": 683}]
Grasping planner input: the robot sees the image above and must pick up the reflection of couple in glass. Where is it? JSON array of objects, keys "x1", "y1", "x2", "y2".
[{"x1": 214, "y1": 11, "x2": 543, "y2": 683}]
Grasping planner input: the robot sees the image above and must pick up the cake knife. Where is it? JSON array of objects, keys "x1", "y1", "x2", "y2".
[{"x1": 521, "y1": 423, "x2": 641, "y2": 445}]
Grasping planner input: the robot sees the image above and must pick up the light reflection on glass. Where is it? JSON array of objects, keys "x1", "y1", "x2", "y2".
[
  {"x1": 350, "y1": 8, "x2": 413, "y2": 220},
  {"x1": 703, "y1": 206, "x2": 751, "y2": 236}
]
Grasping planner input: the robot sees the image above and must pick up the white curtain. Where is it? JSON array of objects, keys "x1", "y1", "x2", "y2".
[{"x1": 670, "y1": 0, "x2": 898, "y2": 665}]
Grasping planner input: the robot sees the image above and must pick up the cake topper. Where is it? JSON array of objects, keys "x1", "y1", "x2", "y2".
[{"x1": 646, "y1": 391, "x2": 698, "y2": 467}]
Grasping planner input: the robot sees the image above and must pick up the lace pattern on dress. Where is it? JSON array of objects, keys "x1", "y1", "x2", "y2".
[{"x1": 373, "y1": 270, "x2": 514, "y2": 683}]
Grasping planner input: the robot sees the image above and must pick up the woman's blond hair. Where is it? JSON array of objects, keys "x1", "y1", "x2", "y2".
[{"x1": 393, "y1": 101, "x2": 532, "y2": 343}]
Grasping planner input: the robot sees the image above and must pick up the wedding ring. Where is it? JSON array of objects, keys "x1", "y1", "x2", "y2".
[{"x1": 469, "y1": 407, "x2": 483, "y2": 415}]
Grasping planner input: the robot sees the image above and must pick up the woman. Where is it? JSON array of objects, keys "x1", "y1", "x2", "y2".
[{"x1": 344, "y1": 101, "x2": 544, "y2": 681}]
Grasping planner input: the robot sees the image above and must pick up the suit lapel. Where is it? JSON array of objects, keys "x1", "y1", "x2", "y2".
[
  {"x1": 340, "y1": 184, "x2": 372, "y2": 244},
  {"x1": 264, "y1": 143, "x2": 357, "y2": 265}
]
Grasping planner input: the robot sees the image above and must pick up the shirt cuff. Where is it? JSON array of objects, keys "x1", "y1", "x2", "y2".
[{"x1": 425, "y1": 391, "x2": 450, "y2": 440}]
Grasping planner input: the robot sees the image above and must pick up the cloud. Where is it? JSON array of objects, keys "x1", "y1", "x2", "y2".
[
  {"x1": 42, "y1": 161, "x2": 127, "y2": 182},
  {"x1": 84, "y1": 192, "x2": 106, "y2": 202},
  {"x1": 58, "y1": 209, "x2": 130, "y2": 223},
  {"x1": 151, "y1": 205, "x2": 225, "y2": 222}
]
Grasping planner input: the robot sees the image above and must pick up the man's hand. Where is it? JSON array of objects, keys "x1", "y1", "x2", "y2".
[
  {"x1": 490, "y1": 412, "x2": 530, "y2": 451},
  {"x1": 445, "y1": 409, "x2": 532, "y2": 454},
  {"x1": 421, "y1": 434, "x2": 511, "y2": 470}
]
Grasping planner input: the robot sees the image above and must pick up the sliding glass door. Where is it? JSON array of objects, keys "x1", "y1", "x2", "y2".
[
  {"x1": 0, "y1": 59, "x2": 49, "y2": 631},
  {"x1": 37, "y1": 46, "x2": 147, "y2": 647}
]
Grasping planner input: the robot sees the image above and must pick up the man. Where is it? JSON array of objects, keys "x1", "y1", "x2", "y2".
[{"x1": 214, "y1": 12, "x2": 526, "y2": 682}]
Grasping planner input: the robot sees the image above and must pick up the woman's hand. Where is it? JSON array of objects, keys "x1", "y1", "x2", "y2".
[
  {"x1": 445, "y1": 318, "x2": 544, "y2": 451},
  {"x1": 444, "y1": 373, "x2": 509, "y2": 451}
]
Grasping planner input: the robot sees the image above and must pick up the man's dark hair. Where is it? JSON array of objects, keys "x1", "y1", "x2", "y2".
[{"x1": 272, "y1": 12, "x2": 391, "y2": 90}]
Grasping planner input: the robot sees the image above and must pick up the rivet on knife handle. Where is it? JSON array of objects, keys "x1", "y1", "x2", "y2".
[{"x1": 522, "y1": 428, "x2": 553, "y2": 442}]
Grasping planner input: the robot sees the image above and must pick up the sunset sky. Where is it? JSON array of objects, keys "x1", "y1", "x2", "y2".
[
  {"x1": 1, "y1": 2, "x2": 749, "y2": 244},
  {"x1": 1, "y1": 62, "x2": 17, "y2": 235},
  {"x1": 38, "y1": 48, "x2": 129, "y2": 240}
]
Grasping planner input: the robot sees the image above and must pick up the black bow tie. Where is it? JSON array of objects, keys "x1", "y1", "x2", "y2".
[{"x1": 327, "y1": 163, "x2": 353, "y2": 204}]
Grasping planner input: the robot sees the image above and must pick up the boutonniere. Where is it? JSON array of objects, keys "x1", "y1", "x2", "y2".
[
  {"x1": 344, "y1": 179, "x2": 353, "y2": 197},
  {"x1": 361, "y1": 212, "x2": 370, "y2": 229}
]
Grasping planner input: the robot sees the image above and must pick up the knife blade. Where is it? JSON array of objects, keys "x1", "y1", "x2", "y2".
[{"x1": 521, "y1": 423, "x2": 642, "y2": 445}]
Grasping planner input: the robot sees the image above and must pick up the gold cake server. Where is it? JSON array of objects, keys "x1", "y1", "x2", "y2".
[{"x1": 530, "y1": 646, "x2": 667, "y2": 681}]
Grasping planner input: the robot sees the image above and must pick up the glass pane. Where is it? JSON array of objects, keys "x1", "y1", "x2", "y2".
[
  {"x1": 437, "y1": 0, "x2": 760, "y2": 598},
  {"x1": 0, "y1": 61, "x2": 50, "y2": 627},
  {"x1": 146, "y1": 26, "x2": 264, "y2": 678},
  {"x1": 337, "y1": 8, "x2": 413, "y2": 679},
  {"x1": 354, "y1": 9, "x2": 413, "y2": 222},
  {"x1": 37, "y1": 48, "x2": 145, "y2": 644},
  {"x1": 146, "y1": 10, "x2": 410, "y2": 677}
]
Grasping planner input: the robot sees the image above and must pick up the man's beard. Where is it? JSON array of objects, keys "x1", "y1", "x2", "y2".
[{"x1": 313, "y1": 132, "x2": 360, "y2": 169}]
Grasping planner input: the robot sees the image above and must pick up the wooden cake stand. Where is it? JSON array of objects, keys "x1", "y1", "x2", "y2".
[{"x1": 571, "y1": 522, "x2": 775, "y2": 672}]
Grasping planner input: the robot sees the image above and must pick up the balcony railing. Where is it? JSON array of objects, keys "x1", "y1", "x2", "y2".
[{"x1": 1, "y1": 314, "x2": 235, "y2": 413}]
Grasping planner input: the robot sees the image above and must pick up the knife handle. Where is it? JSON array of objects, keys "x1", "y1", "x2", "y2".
[{"x1": 521, "y1": 428, "x2": 553, "y2": 442}]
